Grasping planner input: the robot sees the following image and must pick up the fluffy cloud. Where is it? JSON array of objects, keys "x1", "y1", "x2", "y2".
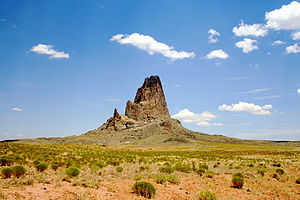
[
  {"x1": 292, "y1": 31, "x2": 300, "y2": 40},
  {"x1": 172, "y1": 109, "x2": 219, "y2": 127},
  {"x1": 235, "y1": 38, "x2": 258, "y2": 53},
  {"x1": 272, "y1": 40, "x2": 286, "y2": 46},
  {"x1": 204, "y1": 49, "x2": 229, "y2": 59},
  {"x1": 30, "y1": 44, "x2": 69, "y2": 59},
  {"x1": 233, "y1": 21, "x2": 268, "y2": 37},
  {"x1": 285, "y1": 43, "x2": 300, "y2": 54},
  {"x1": 297, "y1": 88, "x2": 300, "y2": 95},
  {"x1": 110, "y1": 33, "x2": 195, "y2": 61},
  {"x1": 262, "y1": 104, "x2": 273, "y2": 109},
  {"x1": 11, "y1": 107, "x2": 22, "y2": 111},
  {"x1": 265, "y1": 1, "x2": 300, "y2": 30},
  {"x1": 218, "y1": 101, "x2": 272, "y2": 115},
  {"x1": 208, "y1": 29, "x2": 220, "y2": 43}
]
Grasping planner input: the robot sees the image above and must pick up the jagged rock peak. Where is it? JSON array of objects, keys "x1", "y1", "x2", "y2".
[
  {"x1": 125, "y1": 75, "x2": 170, "y2": 121},
  {"x1": 113, "y1": 108, "x2": 121, "y2": 119}
]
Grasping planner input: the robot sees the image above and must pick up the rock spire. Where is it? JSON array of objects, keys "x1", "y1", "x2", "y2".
[{"x1": 125, "y1": 75, "x2": 170, "y2": 121}]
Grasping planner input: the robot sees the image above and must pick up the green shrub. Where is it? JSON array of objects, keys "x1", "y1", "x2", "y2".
[
  {"x1": 51, "y1": 163, "x2": 59, "y2": 171},
  {"x1": 106, "y1": 159, "x2": 120, "y2": 166},
  {"x1": 132, "y1": 181, "x2": 156, "y2": 199},
  {"x1": 116, "y1": 166, "x2": 123, "y2": 172},
  {"x1": 174, "y1": 163, "x2": 191, "y2": 173},
  {"x1": 233, "y1": 172, "x2": 245, "y2": 179},
  {"x1": 248, "y1": 163, "x2": 254, "y2": 167},
  {"x1": 232, "y1": 172, "x2": 244, "y2": 189},
  {"x1": 199, "y1": 164, "x2": 209, "y2": 170},
  {"x1": 232, "y1": 177, "x2": 244, "y2": 189},
  {"x1": 36, "y1": 163, "x2": 48, "y2": 172},
  {"x1": 296, "y1": 177, "x2": 300, "y2": 184},
  {"x1": 33, "y1": 160, "x2": 40, "y2": 166},
  {"x1": 139, "y1": 165, "x2": 150, "y2": 171},
  {"x1": 166, "y1": 173, "x2": 180, "y2": 184},
  {"x1": 196, "y1": 190, "x2": 217, "y2": 200},
  {"x1": 154, "y1": 173, "x2": 180, "y2": 184},
  {"x1": 65, "y1": 166, "x2": 80, "y2": 177},
  {"x1": 154, "y1": 173, "x2": 167, "y2": 184},
  {"x1": 0, "y1": 156, "x2": 13, "y2": 166},
  {"x1": 1, "y1": 167, "x2": 13, "y2": 178},
  {"x1": 196, "y1": 168, "x2": 205, "y2": 176},
  {"x1": 206, "y1": 170, "x2": 215, "y2": 178},
  {"x1": 95, "y1": 161, "x2": 106, "y2": 169},
  {"x1": 272, "y1": 163, "x2": 281, "y2": 167},
  {"x1": 12, "y1": 166, "x2": 26, "y2": 178},
  {"x1": 159, "y1": 166, "x2": 174, "y2": 174},
  {"x1": 276, "y1": 168, "x2": 284, "y2": 175}
]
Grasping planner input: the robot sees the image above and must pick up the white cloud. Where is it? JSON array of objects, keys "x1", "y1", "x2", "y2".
[
  {"x1": 292, "y1": 31, "x2": 300, "y2": 40},
  {"x1": 255, "y1": 95, "x2": 281, "y2": 100},
  {"x1": 272, "y1": 40, "x2": 286, "y2": 46},
  {"x1": 237, "y1": 88, "x2": 272, "y2": 94},
  {"x1": 233, "y1": 21, "x2": 268, "y2": 37},
  {"x1": 30, "y1": 44, "x2": 69, "y2": 59},
  {"x1": 204, "y1": 49, "x2": 229, "y2": 59},
  {"x1": 11, "y1": 107, "x2": 22, "y2": 111},
  {"x1": 262, "y1": 104, "x2": 273, "y2": 109},
  {"x1": 0, "y1": 18, "x2": 6, "y2": 22},
  {"x1": 265, "y1": 1, "x2": 300, "y2": 30},
  {"x1": 110, "y1": 33, "x2": 195, "y2": 61},
  {"x1": 172, "y1": 109, "x2": 219, "y2": 127},
  {"x1": 297, "y1": 88, "x2": 300, "y2": 95},
  {"x1": 208, "y1": 29, "x2": 220, "y2": 43},
  {"x1": 174, "y1": 84, "x2": 181, "y2": 87},
  {"x1": 285, "y1": 43, "x2": 300, "y2": 54},
  {"x1": 218, "y1": 101, "x2": 272, "y2": 115},
  {"x1": 235, "y1": 38, "x2": 258, "y2": 53}
]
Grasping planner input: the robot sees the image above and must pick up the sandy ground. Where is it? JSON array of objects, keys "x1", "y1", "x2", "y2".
[{"x1": 1, "y1": 171, "x2": 299, "y2": 200}]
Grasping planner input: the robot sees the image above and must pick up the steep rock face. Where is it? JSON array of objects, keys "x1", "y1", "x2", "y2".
[{"x1": 125, "y1": 76, "x2": 170, "y2": 121}]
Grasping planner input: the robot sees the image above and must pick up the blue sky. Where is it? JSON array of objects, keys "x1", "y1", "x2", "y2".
[{"x1": 0, "y1": 0, "x2": 300, "y2": 141}]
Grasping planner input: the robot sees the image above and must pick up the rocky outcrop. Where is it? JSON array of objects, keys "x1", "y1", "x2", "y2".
[
  {"x1": 98, "y1": 108, "x2": 141, "y2": 132},
  {"x1": 84, "y1": 75, "x2": 199, "y2": 145},
  {"x1": 125, "y1": 76, "x2": 170, "y2": 121}
]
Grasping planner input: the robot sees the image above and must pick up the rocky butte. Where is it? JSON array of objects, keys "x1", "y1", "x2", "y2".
[{"x1": 83, "y1": 75, "x2": 240, "y2": 145}]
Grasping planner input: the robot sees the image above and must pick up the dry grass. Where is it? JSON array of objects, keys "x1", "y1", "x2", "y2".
[{"x1": 0, "y1": 143, "x2": 299, "y2": 199}]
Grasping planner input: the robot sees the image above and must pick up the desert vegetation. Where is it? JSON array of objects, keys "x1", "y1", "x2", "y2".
[{"x1": 0, "y1": 142, "x2": 299, "y2": 199}]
